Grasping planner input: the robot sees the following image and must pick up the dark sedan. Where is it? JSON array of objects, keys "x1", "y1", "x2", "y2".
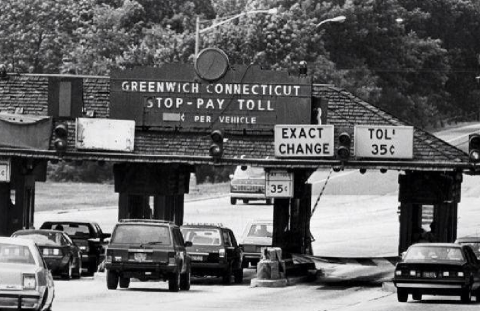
[
  {"x1": 12, "y1": 229, "x2": 82, "y2": 280},
  {"x1": 40, "y1": 221, "x2": 110, "y2": 276},
  {"x1": 393, "y1": 243, "x2": 480, "y2": 303}
]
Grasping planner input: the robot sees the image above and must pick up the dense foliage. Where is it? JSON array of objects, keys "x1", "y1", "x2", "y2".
[{"x1": 2, "y1": 0, "x2": 480, "y2": 182}]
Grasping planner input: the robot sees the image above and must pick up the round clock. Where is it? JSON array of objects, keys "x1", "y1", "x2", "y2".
[{"x1": 195, "y1": 48, "x2": 230, "y2": 81}]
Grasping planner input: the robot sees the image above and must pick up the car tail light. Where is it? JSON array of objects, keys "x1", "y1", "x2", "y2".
[
  {"x1": 43, "y1": 248, "x2": 62, "y2": 257},
  {"x1": 168, "y1": 252, "x2": 176, "y2": 265},
  {"x1": 219, "y1": 249, "x2": 225, "y2": 258},
  {"x1": 79, "y1": 245, "x2": 89, "y2": 252},
  {"x1": 106, "y1": 255, "x2": 112, "y2": 263},
  {"x1": 23, "y1": 274, "x2": 36, "y2": 290}
]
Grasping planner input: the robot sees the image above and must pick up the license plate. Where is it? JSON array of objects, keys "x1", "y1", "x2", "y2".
[
  {"x1": 191, "y1": 255, "x2": 204, "y2": 262},
  {"x1": 423, "y1": 271, "x2": 436, "y2": 278},
  {"x1": 134, "y1": 253, "x2": 147, "y2": 262}
]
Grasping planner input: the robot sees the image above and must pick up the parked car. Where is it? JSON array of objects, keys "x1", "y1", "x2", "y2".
[
  {"x1": 456, "y1": 236, "x2": 480, "y2": 259},
  {"x1": 181, "y1": 223, "x2": 243, "y2": 284},
  {"x1": 11, "y1": 229, "x2": 82, "y2": 280},
  {"x1": 105, "y1": 219, "x2": 191, "y2": 292},
  {"x1": 239, "y1": 220, "x2": 273, "y2": 268},
  {"x1": 393, "y1": 243, "x2": 480, "y2": 303},
  {"x1": 40, "y1": 221, "x2": 111, "y2": 276},
  {"x1": 230, "y1": 166, "x2": 272, "y2": 205},
  {"x1": 0, "y1": 236, "x2": 55, "y2": 311}
]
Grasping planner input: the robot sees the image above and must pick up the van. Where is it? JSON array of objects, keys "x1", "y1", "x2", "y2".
[{"x1": 229, "y1": 166, "x2": 272, "y2": 205}]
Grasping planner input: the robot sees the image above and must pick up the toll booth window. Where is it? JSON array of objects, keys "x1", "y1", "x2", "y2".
[{"x1": 0, "y1": 243, "x2": 35, "y2": 265}]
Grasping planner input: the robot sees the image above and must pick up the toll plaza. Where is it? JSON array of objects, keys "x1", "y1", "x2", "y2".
[{"x1": 0, "y1": 48, "x2": 473, "y2": 267}]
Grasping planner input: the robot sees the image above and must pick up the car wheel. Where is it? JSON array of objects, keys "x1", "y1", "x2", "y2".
[
  {"x1": 169, "y1": 271, "x2": 181, "y2": 292},
  {"x1": 476, "y1": 288, "x2": 480, "y2": 302},
  {"x1": 412, "y1": 293, "x2": 422, "y2": 301},
  {"x1": 241, "y1": 258, "x2": 248, "y2": 269},
  {"x1": 61, "y1": 259, "x2": 73, "y2": 280},
  {"x1": 461, "y1": 287, "x2": 472, "y2": 303},
  {"x1": 106, "y1": 270, "x2": 119, "y2": 290},
  {"x1": 243, "y1": 199, "x2": 249, "y2": 204},
  {"x1": 180, "y1": 268, "x2": 191, "y2": 291},
  {"x1": 234, "y1": 268, "x2": 243, "y2": 284},
  {"x1": 119, "y1": 276, "x2": 130, "y2": 289},
  {"x1": 222, "y1": 264, "x2": 232, "y2": 285},
  {"x1": 73, "y1": 257, "x2": 82, "y2": 279},
  {"x1": 397, "y1": 289, "x2": 408, "y2": 302},
  {"x1": 230, "y1": 198, "x2": 237, "y2": 205}
]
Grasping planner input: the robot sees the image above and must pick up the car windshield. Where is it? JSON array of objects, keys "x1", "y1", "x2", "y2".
[
  {"x1": 0, "y1": 243, "x2": 35, "y2": 265},
  {"x1": 13, "y1": 231, "x2": 68, "y2": 246},
  {"x1": 181, "y1": 228, "x2": 222, "y2": 246},
  {"x1": 112, "y1": 225, "x2": 171, "y2": 245},
  {"x1": 233, "y1": 166, "x2": 264, "y2": 179},
  {"x1": 404, "y1": 245, "x2": 465, "y2": 262},
  {"x1": 247, "y1": 224, "x2": 273, "y2": 238}
]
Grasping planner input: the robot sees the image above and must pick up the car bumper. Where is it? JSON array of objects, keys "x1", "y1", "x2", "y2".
[
  {"x1": 44, "y1": 256, "x2": 70, "y2": 274},
  {"x1": 106, "y1": 262, "x2": 179, "y2": 279},
  {"x1": 394, "y1": 279, "x2": 469, "y2": 295},
  {"x1": 230, "y1": 193, "x2": 266, "y2": 200},
  {"x1": 0, "y1": 291, "x2": 42, "y2": 310}
]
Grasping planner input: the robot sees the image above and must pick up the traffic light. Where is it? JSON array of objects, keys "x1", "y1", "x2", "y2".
[
  {"x1": 337, "y1": 132, "x2": 351, "y2": 160},
  {"x1": 469, "y1": 133, "x2": 480, "y2": 162},
  {"x1": 53, "y1": 122, "x2": 68, "y2": 152},
  {"x1": 209, "y1": 129, "x2": 224, "y2": 158}
]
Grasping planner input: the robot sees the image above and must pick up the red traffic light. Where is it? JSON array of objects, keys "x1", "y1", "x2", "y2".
[
  {"x1": 469, "y1": 133, "x2": 480, "y2": 162},
  {"x1": 337, "y1": 132, "x2": 351, "y2": 160},
  {"x1": 53, "y1": 123, "x2": 68, "y2": 152},
  {"x1": 209, "y1": 130, "x2": 224, "y2": 158}
]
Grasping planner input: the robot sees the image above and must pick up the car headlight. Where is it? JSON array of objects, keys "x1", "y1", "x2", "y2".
[
  {"x1": 23, "y1": 274, "x2": 36, "y2": 290},
  {"x1": 443, "y1": 271, "x2": 450, "y2": 277},
  {"x1": 458, "y1": 271, "x2": 464, "y2": 277},
  {"x1": 409, "y1": 270, "x2": 416, "y2": 276},
  {"x1": 395, "y1": 270, "x2": 402, "y2": 276}
]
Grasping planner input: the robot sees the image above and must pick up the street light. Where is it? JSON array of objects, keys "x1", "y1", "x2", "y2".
[
  {"x1": 195, "y1": 8, "x2": 278, "y2": 58},
  {"x1": 315, "y1": 15, "x2": 346, "y2": 28}
]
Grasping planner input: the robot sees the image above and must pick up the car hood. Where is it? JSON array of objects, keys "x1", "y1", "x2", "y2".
[
  {"x1": 0, "y1": 264, "x2": 40, "y2": 289},
  {"x1": 240, "y1": 236, "x2": 272, "y2": 246}
]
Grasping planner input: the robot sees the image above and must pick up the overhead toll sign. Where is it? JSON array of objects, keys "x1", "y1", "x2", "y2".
[
  {"x1": 274, "y1": 125, "x2": 334, "y2": 157},
  {"x1": 354, "y1": 125, "x2": 414, "y2": 159},
  {"x1": 110, "y1": 64, "x2": 311, "y2": 132}
]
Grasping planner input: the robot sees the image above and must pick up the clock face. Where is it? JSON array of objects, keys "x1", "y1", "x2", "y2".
[{"x1": 195, "y1": 48, "x2": 229, "y2": 81}]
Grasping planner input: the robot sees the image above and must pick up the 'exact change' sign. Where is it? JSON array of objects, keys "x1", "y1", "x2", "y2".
[
  {"x1": 274, "y1": 125, "x2": 334, "y2": 157},
  {"x1": 354, "y1": 125, "x2": 414, "y2": 159}
]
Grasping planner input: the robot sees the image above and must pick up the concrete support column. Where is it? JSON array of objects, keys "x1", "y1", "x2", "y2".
[
  {"x1": 153, "y1": 195, "x2": 184, "y2": 226},
  {"x1": 0, "y1": 183, "x2": 11, "y2": 236},
  {"x1": 398, "y1": 203, "x2": 422, "y2": 254}
]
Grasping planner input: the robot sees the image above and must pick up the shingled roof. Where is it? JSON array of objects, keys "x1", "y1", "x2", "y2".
[{"x1": 0, "y1": 74, "x2": 469, "y2": 171}]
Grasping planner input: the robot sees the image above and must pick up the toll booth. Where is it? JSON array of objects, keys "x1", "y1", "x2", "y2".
[{"x1": 0, "y1": 53, "x2": 473, "y2": 264}]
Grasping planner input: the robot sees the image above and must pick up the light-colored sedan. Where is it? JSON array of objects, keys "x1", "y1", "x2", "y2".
[
  {"x1": 0, "y1": 237, "x2": 55, "y2": 310},
  {"x1": 239, "y1": 220, "x2": 273, "y2": 268}
]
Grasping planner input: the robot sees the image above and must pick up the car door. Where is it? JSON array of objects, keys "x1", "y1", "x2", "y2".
[{"x1": 172, "y1": 228, "x2": 189, "y2": 273}]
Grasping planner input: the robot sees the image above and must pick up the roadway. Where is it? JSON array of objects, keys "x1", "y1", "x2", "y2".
[{"x1": 34, "y1": 122, "x2": 480, "y2": 310}]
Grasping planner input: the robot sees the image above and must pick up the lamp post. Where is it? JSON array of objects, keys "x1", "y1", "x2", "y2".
[
  {"x1": 195, "y1": 8, "x2": 278, "y2": 58},
  {"x1": 315, "y1": 15, "x2": 346, "y2": 28}
]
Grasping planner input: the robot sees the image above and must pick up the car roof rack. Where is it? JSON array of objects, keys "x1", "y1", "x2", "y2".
[
  {"x1": 183, "y1": 223, "x2": 225, "y2": 228},
  {"x1": 119, "y1": 219, "x2": 173, "y2": 224}
]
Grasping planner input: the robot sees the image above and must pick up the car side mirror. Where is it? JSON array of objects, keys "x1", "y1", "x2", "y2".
[
  {"x1": 102, "y1": 233, "x2": 111, "y2": 240},
  {"x1": 185, "y1": 241, "x2": 193, "y2": 247}
]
